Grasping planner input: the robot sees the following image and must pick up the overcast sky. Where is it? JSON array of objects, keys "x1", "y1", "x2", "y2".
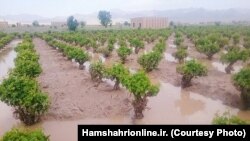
[{"x1": 0, "y1": 0, "x2": 250, "y2": 17}]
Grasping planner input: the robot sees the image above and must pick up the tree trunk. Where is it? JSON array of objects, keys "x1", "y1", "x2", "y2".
[
  {"x1": 225, "y1": 62, "x2": 234, "y2": 74},
  {"x1": 207, "y1": 54, "x2": 213, "y2": 60},
  {"x1": 181, "y1": 75, "x2": 193, "y2": 88},
  {"x1": 113, "y1": 79, "x2": 120, "y2": 90},
  {"x1": 241, "y1": 89, "x2": 250, "y2": 110},
  {"x1": 14, "y1": 108, "x2": 39, "y2": 125},
  {"x1": 135, "y1": 48, "x2": 140, "y2": 54},
  {"x1": 132, "y1": 96, "x2": 148, "y2": 119},
  {"x1": 79, "y1": 63, "x2": 85, "y2": 70}
]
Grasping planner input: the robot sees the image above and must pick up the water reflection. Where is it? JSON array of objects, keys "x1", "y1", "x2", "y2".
[
  {"x1": 212, "y1": 62, "x2": 242, "y2": 74},
  {"x1": 0, "y1": 40, "x2": 21, "y2": 136}
]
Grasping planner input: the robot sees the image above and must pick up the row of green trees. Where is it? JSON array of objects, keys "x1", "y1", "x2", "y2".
[
  {"x1": 0, "y1": 34, "x2": 15, "y2": 50},
  {"x1": 39, "y1": 34, "x2": 90, "y2": 70},
  {"x1": 89, "y1": 61, "x2": 159, "y2": 119},
  {"x1": 0, "y1": 35, "x2": 49, "y2": 125},
  {"x1": 138, "y1": 39, "x2": 166, "y2": 72}
]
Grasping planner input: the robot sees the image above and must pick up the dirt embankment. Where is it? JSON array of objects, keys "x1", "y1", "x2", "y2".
[{"x1": 33, "y1": 38, "x2": 132, "y2": 120}]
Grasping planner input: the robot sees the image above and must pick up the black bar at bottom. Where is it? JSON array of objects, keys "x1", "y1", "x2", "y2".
[{"x1": 78, "y1": 125, "x2": 250, "y2": 140}]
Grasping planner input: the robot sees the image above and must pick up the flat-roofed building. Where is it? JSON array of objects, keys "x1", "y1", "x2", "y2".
[
  {"x1": 0, "y1": 21, "x2": 8, "y2": 28},
  {"x1": 131, "y1": 17, "x2": 168, "y2": 29}
]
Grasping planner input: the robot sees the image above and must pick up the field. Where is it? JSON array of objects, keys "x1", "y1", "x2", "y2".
[{"x1": 0, "y1": 25, "x2": 250, "y2": 140}]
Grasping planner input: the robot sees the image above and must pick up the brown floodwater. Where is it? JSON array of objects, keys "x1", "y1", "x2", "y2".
[
  {"x1": 0, "y1": 40, "x2": 21, "y2": 136},
  {"x1": 0, "y1": 40, "x2": 250, "y2": 140}
]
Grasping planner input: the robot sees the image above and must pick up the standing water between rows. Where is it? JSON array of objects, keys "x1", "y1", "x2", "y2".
[
  {"x1": 0, "y1": 40, "x2": 22, "y2": 136},
  {"x1": 1, "y1": 40, "x2": 250, "y2": 141}
]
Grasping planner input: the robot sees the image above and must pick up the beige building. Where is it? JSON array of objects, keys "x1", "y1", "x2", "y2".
[
  {"x1": 131, "y1": 17, "x2": 168, "y2": 29},
  {"x1": 0, "y1": 21, "x2": 8, "y2": 28},
  {"x1": 51, "y1": 22, "x2": 67, "y2": 27}
]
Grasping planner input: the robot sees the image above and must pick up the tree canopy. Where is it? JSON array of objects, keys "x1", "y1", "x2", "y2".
[
  {"x1": 98, "y1": 10, "x2": 112, "y2": 28},
  {"x1": 67, "y1": 16, "x2": 79, "y2": 31}
]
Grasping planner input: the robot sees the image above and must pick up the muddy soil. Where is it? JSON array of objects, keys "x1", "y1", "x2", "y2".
[
  {"x1": 33, "y1": 38, "x2": 132, "y2": 120},
  {"x1": 153, "y1": 34, "x2": 241, "y2": 108}
]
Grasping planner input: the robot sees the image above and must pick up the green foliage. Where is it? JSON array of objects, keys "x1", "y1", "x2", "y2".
[
  {"x1": 138, "y1": 51, "x2": 162, "y2": 72},
  {"x1": 177, "y1": 60, "x2": 207, "y2": 87},
  {"x1": 108, "y1": 43, "x2": 114, "y2": 52},
  {"x1": 174, "y1": 48, "x2": 188, "y2": 63},
  {"x1": 0, "y1": 34, "x2": 15, "y2": 50},
  {"x1": 14, "y1": 50, "x2": 42, "y2": 77},
  {"x1": 233, "y1": 67, "x2": 250, "y2": 90},
  {"x1": 1, "y1": 129, "x2": 49, "y2": 141},
  {"x1": 130, "y1": 38, "x2": 144, "y2": 54},
  {"x1": 67, "y1": 16, "x2": 79, "y2": 31},
  {"x1": 68, "y1": 48, "x2": 89, "y2": 65},
  {"x1": 220, "y1": 48, "x2": 243, "y2": 74},
  {"x1": 106, "y1": 63, "x2": 130, "y2": 90},
  {"x1": 153, "y1": 41, "x2": 166, "y2": 53},
  {"x1": 89, "y1": 61, "x2": 106, "y2": 83},
  {"x1": 32, "y1": 20, "x2": 39, "y2": 27},
  {"x1": 98, "y1": 47, "x2": 112, "y2": 58},
  {"x1": 123, "y1": 71, "x2": 159, "y2": 119},
  {"x1": 212, "y1": 111, "x2": 248, "y2": 125},
  {"x1": 196, "y1": 41, "x2": 220, "y2": 59},
  {"x1": 0, "y1": 35, "x2": 49, "y2": 125},
  {"x1": 117, "y1": 45, "x2": 132, "y2": 63},
  {"x1": 0, "y1": 76, "x2": 49, "y2": 125},
  {"x1": 232, "y1": 34, "x2": 240, "y2": 45},
  {"x1": 98, "y1": 11, "x2": 112, "y2": 28}
]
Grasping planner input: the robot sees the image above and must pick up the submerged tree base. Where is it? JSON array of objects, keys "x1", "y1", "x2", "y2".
[
  {"x1": 132, "y1": 97, "x2": 148, "y2": 119},
  {"x1": 14, "y1": 108, "x2": 40, "y2": 126},
  {"x1": 181, "y1": 76, "x2": 192, "y2": 88}
]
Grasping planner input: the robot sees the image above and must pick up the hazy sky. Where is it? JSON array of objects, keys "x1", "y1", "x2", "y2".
[{"x1": 0, "y1": 0, "x2": 250, "y2": 17}]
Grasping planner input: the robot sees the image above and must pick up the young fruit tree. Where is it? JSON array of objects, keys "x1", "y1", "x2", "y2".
[
  {"x1": 196, "y1": 41, "x2": 220, "y2": 60},
  {"x1": 173, "y1": 48, "x2": 188, "y2": 63},
  {"x1": 123, "y1": 71, "x2": 159, "y2": 119},
  {"x1": 233, "y1": 67, "x2": 250, "y2": 109},
  {"x1": 68, "y1": 48, "x2": 90, "y2": 70},
  {"x1": 130, "y1": 38, "x2": 144, "y2": 54},
  {"x1": 1, "y1": 128, "x2": 49, "y2": 141},
  {"x1": 220, "y1": 48, "x2": 248, "y2": 74},
  {"x1": 117, "y1": 45, "x2": 132, "y2": 64},
  {"x1": 177, "y1": 60, "x2": 207, "y2": 88},
  {"x1": 138, "y1": 51, "x2": 162, "y2": 72},
  {"x1": 89, "y1": 61, "x2": 106, "y2": 84},
  {"x1": 105, "y1": 63, "x2": 130, "y2": 90},
  {"x1": 0, "y1": 76, "x2": 49, "y2": 125},
  {"x1": 98, "y1": 10, "x2": 112, "y2": 28}
]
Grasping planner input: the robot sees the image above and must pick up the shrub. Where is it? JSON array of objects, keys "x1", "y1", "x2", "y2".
[
  {"x1": 212, "y1": 111, "x2": 248, "y2": 125},
  {"x1": 196, "y1": 41, "x2": 220, "y2": 60},
  {"x1": 1, "y1": 128, "x2": 49, "y2": 141},
  {"x1": 177, "y1": 60, "x2": 207, "y2": 88},
  {"x1": 98, "y1": 47, "x2": 112, "y2": 58},
  {"x1": 89, "y1": 61, "x2": 106, "y2": 83},
  {"x1": 153, "y1": 41, "x2": 166, "y2": 53},
  {"x1": 106, "y1": 63, "x2": 130, "y2": 90},
  {"x1": 173, "y1": 48, "x2": 188, "y2": 63},
  {"x1": 117, "y1": 45, "x2": 132, "y2": 64},
  {"x1": 0, "y1": 76, "x2": 49, "y2": 125},
  {"x1": 130, "y1": 38, "x2": 144, "y2": 54},
  {"x1": 138, "y1": 51, "x2": 162, "y2": 72},
  {"x1": 220, "y1": 48, "x2": 243, "y2": 74},
  {"x1": 68, "y1": 48, "x2": 89, "y2": 70},
  {"x1": 123, "y1": 71, "x2": 159, "y2": 119},
  {"x1": 233, "y1": 67, "x2": 250, "y2": 109}
]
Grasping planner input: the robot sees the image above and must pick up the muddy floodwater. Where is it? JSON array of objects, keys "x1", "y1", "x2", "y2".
[
  {"x1": 0, "y1": 40, "x2": 21, "y2": 136},
  {"x1": 0, "y1": 39, "x2": 250, "y2": 141}
]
